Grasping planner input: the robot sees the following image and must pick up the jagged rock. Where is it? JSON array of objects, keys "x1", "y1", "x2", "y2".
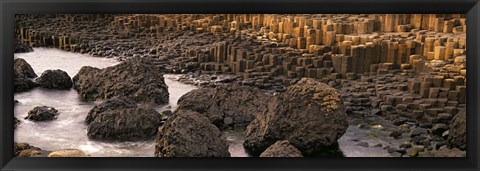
[
  {"x1": 73, "y1": 57, "x2": 169, "y2": 104},
  {"x1": 24, "y1": 106, "x2": 59, "y2": 121},
  {"x1": 36, "y1": 69, "x2": 73, "y2": 89},
  {"x1": 14, "y1": 117, "x2": 20, "y2": 128},
  {"x1": 87, "y1": 107, "x2": 162, "y2": 140},
  {"x1": 14, "y1": 39, "x2": 33, "y2": 53},
  {"x1": 260, "y1": 140, "x2": 303, "y2": 157},
  {"x1": 155, "y1": 110, "x2": 230, "y2": 157},
  {"x1": 14, "y1": 143, "x2": 42, "y2": 157},
  {"x1": 48, "y1": 149, "x2": 90, "y2": 157},
  {"x1": 85, "y1": 96, "x2": 137, "y2": 124},
  {"x1": 244, "y1": 78, "x2": 348, "y2": 156},
  {"x1": 447, "y1": 110, "x2": 466, "y2": 150},
  {"x1": 177, "y1": 84, "x2": 269, "y2": 128},
  {"x1": 14, "y1": 58, "x2": 37, "y2": 78}
]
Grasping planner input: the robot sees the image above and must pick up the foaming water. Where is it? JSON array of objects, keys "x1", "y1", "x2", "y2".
[{"x1": 13, "y1": 48, "x2": 200, "y2": 157}]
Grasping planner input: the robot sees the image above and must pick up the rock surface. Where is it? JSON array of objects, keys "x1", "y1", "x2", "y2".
[
  {"x1": 244, "y1": 78, "x2": 348, "y2": 156},
  {"x1": 24, "y1": 106, "x2": 59, "y2": 121},
  {"x1": 14, "y1": 143, "x2": 42, "y2": 157},
  {"x1": 14, "y1": 39, "x2": 33, "y2": 53},
  {"x1": 177, "y1": 84, "x2": 269, "y2": 129},
  {"x1": 14, "y1": 58, "x2": 37, "y2": 78},
  {"x1": 36, "y1": 69, "x2": 73, "y2": 89},
  {"x1": 85, "y1": 96, "x2": 138, "y2": 124},
  {"x1": 155, "y1": 110, "x2": 230, "y2": 157},
  {"x1": 14, "y1": 117, "x2": 20, "y2": 128},
  {"x1": 447, "y1": 110, "x2": 466, "y2": 150},
  {"x1": 87, "y1": 107, "x2": 162, "y2": 140},
  {"x1": 259, "y1": 140, "x2": 303, "y2": 157},
  {"x1": 48, "y1": 149, "x2": 90, "y2": 157},
  {"x1": 73, "y1": 57, "x2": 169, "y2": 104}
]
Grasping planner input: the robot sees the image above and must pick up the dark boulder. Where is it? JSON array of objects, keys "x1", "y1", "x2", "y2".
[
  {"x1": 36, "y1": 69, "x2": 73, "y2": 89},
  {"x1": 14, "y1": 39, "x2": 33, "y2": 53},
  {"x1": 87, "y1": 107, "x2": 163, "y2": 140},
  {"x1": 14, "y1": 58, "x2": 37, "y2": 78},
  {"x1": 24, "y1": 106, "x2": 59, "y2": 121},
  {"x1": 14, "y1": 142, "x2": 42, "y2": 157},
  {"x1": 244, "y1": 78, "x2": 348, "y2": 156},
  {"x1": 155, "y1": 110, "x2": 230, "y2": 157},
  {"x1": 260, "y1": 140, "x2": 303, "y2": 157},
  {"x1": 447, "y1": 110, "x2": 466, "y2": 150},
  {"x1": 85, "y1": 96, "x2": 138, "y2": 124},
  {"x1": 73, "y1": 57, "x2": 169, "y2": 104},
  {"x1": 177, "y1": 84, "x2": 269, "y2": 129},
  {"x1": 14, "y1": 116, "x2": 20, "y2": 128}
]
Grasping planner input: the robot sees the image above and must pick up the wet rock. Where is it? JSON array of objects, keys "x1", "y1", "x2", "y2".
[
  {"x1": 85, "y1": 96, "x2": 137, "y2": 124},
  {"x1": 87, "y1": 107, "x2": 162, "y2": 140},
  {"x1": 177, "y1": 84, "x2": 268, "y2": 128},
  {"x1": 244, "y1": 78, "x2": 348, "y2": 156},
  {"x1": 389, "y1": 130, "x2": 402, "y2": 139},
  {"x1": 405, "y1": 146, "x2": 425, "y2": 157},
  {"x1": 14, "y1": 39, "x2": 33, "y2": 53},
  {"x1": 259, "y1": 140, "x2": 303, "y2": 157},
  {"x1": 14, "y1": 69, "x2": 38, "y2": 93},
  {"x1": 410, "y1": 127, "x2": 428, "y2": 138},
  {"x1": 14, "y1": 58, "x2": 37, "y2": 78},
  {"x1": 14, "y1": 142, "x2": 42, "y2": 157},
  {"x1": 447, "y1": 110, "x2": 466, "y2": 150},
  {"x1": 36, "y1": 69, "x2": 73, "y2": 89},
  {"x1": 24, "y1": 106, "x2": 59, "y2": 121},
  {"x1": 74, "y1": 57, "x2": 169, "y2": 104},
  {"x1": 48, "y1": 149, "x2": 90, "y2": 157},
  {"x1": 431, "y1": 124, "x2": 448, "y2": 136},
  {"x1": 155, "y1": 110, "x2": 230, "y2": 157},
  {"x1": 14, "y1": 117, "x2": 20, "y2": 128}
]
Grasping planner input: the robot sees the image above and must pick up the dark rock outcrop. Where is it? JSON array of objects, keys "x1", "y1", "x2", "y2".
[
  {"x1": 14, "y1": 143, "x2": 42, "y2": 157},
  {"x1": 155, "y1": 110, "x2": 230, "y2": 157},
  {"x1": 260, "y1": 140, "x2": 303, "y2": 157},
  {"x1": 85, "y1": 96, "x2": 138, "y2": 124},
  {"x1": 24, "y1": 106, "x2": 59, "y2": 121},
  {"x1": 244, "y1": 78, "x2": 348, "y2": 156},
  {"x1": 447, "y1": 110, "x2": 466, "y2": 150},
  {"x1": 87, "y1": 107, "x2": 162, "y2": 140},
  {"x1": 177, "y1": 84, "x2": 269, "y2": 129},
  {"x1": 36, "y1": 69, "x2": 73, "y2": 89},
  {"x1": 14, "y1": 39, "x2": 33, "y2": 53},
  {"x1": 14, "y1": 58, "x2": 37, "y2": 78},
  {"x1": 73, "y1": 57, "x2": 169, "y2": 104}
]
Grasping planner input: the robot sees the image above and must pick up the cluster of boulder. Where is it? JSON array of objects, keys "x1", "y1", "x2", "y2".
[
  {"x1": 14, "y1": 142, "x2": 90, "y2": 157},
  {"x1": 14, "y1": 58, "x2": 74, "y2": 92}
]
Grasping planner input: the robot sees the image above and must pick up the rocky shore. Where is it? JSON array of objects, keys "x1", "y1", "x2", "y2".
[{"x1": 14, "y1": 14, "x2": 467, "y2": 157}]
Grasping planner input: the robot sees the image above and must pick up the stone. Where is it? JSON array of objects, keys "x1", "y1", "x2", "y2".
[
  {"x1": 244, "y1": 78, "x2": 348, "y2": 156},
  {"x1": 389, "y1": 130, "x2": 402, "y2": 139},
  {"x1": 14, "y1": 117, "x2": 20, "y2": 128},
  {"x1": 447, "y1": 110, "x2": 466, "y2": 150},
  {"x1": 24, "y1": 106, "x2": 59, "y2": 121},
  {"x1": 85, "y1": 96, "x2": 138, "y2": 124},
  {"x1": 87, "y1": 107, "x2": 163, "y2": 140},
  {"x1": 259, "y1": 140, "x2": 303, "y2": 157},
  {"x1": 431, "y1": 124, "x2": 448, "y2": 135},
  {"x1": 177, "y1": 84, "x2": 268, "y2": 129},
  {"x1": 73, "y1": 57, "x2": 169, "y2": 104},
  {"x1": 14, "y1": 58, "x2": 37, "y2": 78},
  {"x1": 48, "y1": 149, "x2": 90, "y2": 157},
  {"x1": 36, "y1": 69, "x2": 73, "y2": 89},
  {"x1": 410, "y1": 127, "x2": 428, "y2": 138},
  {"x1": 14, "y1": 39, "x2": 33, "y2": 53},
  {"x1": 155, "y1": 110, "x2": 230, "y2": 157}
]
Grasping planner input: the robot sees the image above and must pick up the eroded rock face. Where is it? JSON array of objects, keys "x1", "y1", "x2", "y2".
[
  {"x1": 155, "y1": 110, "x2": 230, "y2": 157},
  {"x1": 177, "y1": 84, "x2": 269, "y2": 129},
  {"x1": 87, "y1": 107, "x2": 162, "y2": 140},
  {"x1": 85, "y1": 96, "x2": 138, "y2": 124},
  {"x1": 260, "y1": 140, "x2": 303, "y2": 157},
  {"x1": 73, "y1": 57, "x2": 169, "y2": 104},
  {"x1": 244, "y1": 78, "x2": 348, "y2": 156},
  {"x1": 48, "y1": 149, "x2": 90, "y2": 157},
  {"x1": 14, "y1": 58, "x2": 37, "y2": 78},
  {"x1": 25, "y1": 106, "x2": 59, "y2": 121},
  {"x1": 36, "y1": 69, "x2": 73, "y2": 89},
  {"x1": 447, "y1": 110, "x2": 466, "y2": 150}
]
